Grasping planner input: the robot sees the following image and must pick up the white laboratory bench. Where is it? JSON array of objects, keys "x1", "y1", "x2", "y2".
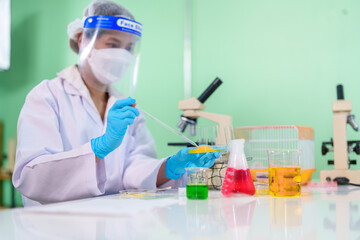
[{"x1": 0, "y1": 185, "x2": 359, "y2": 240}]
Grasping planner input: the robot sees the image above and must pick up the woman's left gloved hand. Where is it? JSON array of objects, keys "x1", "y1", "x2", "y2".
[
  {"x1": 91, "y1": 97, "x2": 139, "y2": 159},
  {"x1": 164, "y1": 147, "x2": 221, "y2": 180}
]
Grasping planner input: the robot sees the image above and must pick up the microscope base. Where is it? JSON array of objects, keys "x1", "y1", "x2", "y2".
[{"x1": 320, "y1": 169, "x2": 360, "y2": 185}]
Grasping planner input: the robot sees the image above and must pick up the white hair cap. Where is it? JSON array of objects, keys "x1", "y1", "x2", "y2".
[{"x1": 67, "y1": 0, "x2": 134, "y2": 53}]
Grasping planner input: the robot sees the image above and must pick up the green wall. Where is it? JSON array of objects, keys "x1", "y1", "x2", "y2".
[
  {"x1": 190, "y1": 0, "x2": 360, "y2": 177},
  {"x1": 1, "y1": 0, "x2": 360, "y2": 206}
]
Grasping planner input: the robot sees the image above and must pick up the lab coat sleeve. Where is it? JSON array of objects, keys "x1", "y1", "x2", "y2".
[
  {"x1": 122, "y1": 115, "x2": 185, "y2": 190},
  {"x1": 12, "y1": 82, "x2": 106, "y2": 204}
]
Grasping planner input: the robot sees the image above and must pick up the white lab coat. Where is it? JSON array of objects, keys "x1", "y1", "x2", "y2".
[{"x1": 13, "y1": 65, "x2": 183, "y2": 206}]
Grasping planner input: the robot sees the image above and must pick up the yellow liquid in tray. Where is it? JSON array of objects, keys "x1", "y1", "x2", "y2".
[
  {"x1": 269, "y1": 167, "x2": 301, "y2": 197},
  {"x1": 188, "y1": 145, "x2": 226, "y2": 154}
]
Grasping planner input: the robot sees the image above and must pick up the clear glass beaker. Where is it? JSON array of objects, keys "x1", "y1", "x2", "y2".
[
  {"x1": 188, "y1": 125, "x2": 228, "y2": 153},
  {"x1": 186, "y1": 167, "x2": 209, "y2": 200},
  {"x1": 198, "y1": 125, "x2": 218, "y2": 145},
  {"x1": 224, "y1": 125, "x2": 235, "y2": 146},
  {"x1": 268, "y1": 149, "x2": 301, "y2": 197}
]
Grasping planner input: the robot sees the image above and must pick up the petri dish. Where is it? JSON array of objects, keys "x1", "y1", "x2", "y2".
[{"x1": 188, "y1": 145, "x2": 227, "y2": 154}]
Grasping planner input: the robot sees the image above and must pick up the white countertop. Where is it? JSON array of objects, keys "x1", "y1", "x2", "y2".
[{"x1": 1, "y1": 186, "x2": 360, "y2": 240}]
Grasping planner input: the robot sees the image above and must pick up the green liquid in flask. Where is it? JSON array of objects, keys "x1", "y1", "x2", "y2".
[{"x1": 186, "y1": 184, "x2": 208, "y2": 200}]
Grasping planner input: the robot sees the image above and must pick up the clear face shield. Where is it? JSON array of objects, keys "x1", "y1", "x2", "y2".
[{"x1": 78, "y1": 16, "x2": 142, "y2": 97}]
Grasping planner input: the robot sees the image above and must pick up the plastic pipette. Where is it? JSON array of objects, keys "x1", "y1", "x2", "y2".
[{"x1": 136, "y1": 107, "x2": 199, "y2": 148}]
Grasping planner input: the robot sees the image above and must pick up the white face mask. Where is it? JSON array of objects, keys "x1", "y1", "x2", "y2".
[{"x1": 87, "y1": 48, "x2": 133, "y2": 85}]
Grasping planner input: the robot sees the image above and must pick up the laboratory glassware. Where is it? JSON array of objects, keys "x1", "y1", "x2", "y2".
[
  {"x1": 268, "y1": 149, "x2": 301, "y2": 197},
  {"x1": 235, "y1": 125, "x2": 315, "y2": 185},
  {"x1": 221, "y1": 139, "x2": 255, "y2": 196},
  {"x1": 186, "y1": 167, "x2": 209, "y2": 200},
  {"x1": 187, "y1": 125, "x2": 227, "y2": 153}
]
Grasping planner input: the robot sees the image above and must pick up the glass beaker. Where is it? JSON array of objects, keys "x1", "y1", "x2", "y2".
[
  {"x1": 186, "y1": 167, "x2": 209, "y2": 200},
  {"x1": 268, "y1": 149, "x2": 301, "y2": 197},
  {"x1": 197, "y1": 125, "x2": 218, "y2": 145},
  {"x1": 224, "y1": 125, "x2": 235, "y2": 146},
  {"x1": 188, "y1": 125, "x2": 228, "y2": 153}
]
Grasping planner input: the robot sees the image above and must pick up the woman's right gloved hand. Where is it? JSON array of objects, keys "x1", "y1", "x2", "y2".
[{"x1": 91, "y1": 97, "x2": 139, "y2": 159}]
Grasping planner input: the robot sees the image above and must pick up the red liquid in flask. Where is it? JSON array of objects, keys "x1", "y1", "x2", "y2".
[{"x1": 221, "y1": 167, "x2": 255, "y2": 196}]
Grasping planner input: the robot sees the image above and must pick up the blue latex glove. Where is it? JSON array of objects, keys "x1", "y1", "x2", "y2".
[
  {"x1": 165, "y1": 147, "x2": 221, "y2": 180},
  {"x1": 91, "y1": 97, "x2": 139, "y2": 159}
]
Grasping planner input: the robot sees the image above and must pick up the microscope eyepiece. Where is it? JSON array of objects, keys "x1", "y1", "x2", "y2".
[
  {"x1": 337, "y1": 84, "x2": 344, "y2": 100},
  {"x1": 198, "y1": 77, "x2": 223, "y2": 103}
]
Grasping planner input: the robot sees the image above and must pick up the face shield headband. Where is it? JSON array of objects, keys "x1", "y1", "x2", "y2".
[{"x1": 83, "y1": 16, "x2": 142, "y2": 37}]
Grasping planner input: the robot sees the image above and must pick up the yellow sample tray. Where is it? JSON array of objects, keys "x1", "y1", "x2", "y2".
[{"x1": 188, "y1": 145, "x2": 227, "y2": 154}]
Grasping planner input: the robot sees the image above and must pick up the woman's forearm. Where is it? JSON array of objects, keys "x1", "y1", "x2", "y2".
[{"x1": 156, "y1": 161, "x2": 170, "y2": 187}]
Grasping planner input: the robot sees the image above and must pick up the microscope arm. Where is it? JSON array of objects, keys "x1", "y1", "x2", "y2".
[
  {"x1": 183, "y1": 110, "x2": 233, "y2": 145},
  {"x1": 177, "y1": 78, "x2": 223, "y2": 135},
  {"x1": 184, "y1": 110, "x2": 232, "y2": 126}
]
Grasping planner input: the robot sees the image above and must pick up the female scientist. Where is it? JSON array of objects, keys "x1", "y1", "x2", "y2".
[{"x1": 12, "y1": 0, "x2": 219, "y2": 206}]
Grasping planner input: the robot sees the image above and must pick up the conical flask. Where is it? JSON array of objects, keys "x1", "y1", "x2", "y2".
[{"x1": 221, "y1": 139, "x2": 255, "y2": 196}]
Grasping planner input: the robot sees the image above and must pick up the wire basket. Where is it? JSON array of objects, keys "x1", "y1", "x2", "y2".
[
  {"x1": 235, "y1": 125, "x2": 315, "y2": 185},
  {"x1": 209, "y1": 159, "x2": 228, "y2": 190}
]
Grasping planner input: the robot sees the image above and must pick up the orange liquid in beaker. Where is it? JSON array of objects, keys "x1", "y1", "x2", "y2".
[{"x1": 269, "y1": 167, "x2": 301, "y2": 197}]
